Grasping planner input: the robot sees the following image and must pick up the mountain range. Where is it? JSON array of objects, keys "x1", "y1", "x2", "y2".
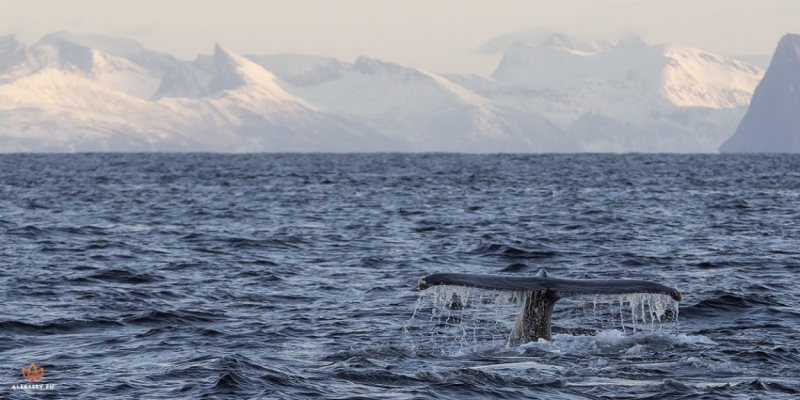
[{"x1": 0, "y1": 31, "x2": 767, "y2": 152}]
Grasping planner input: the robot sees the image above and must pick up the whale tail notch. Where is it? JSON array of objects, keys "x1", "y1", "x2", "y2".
[{"x1": 416, "y1": 270, "x2": 682, "y2": 345}]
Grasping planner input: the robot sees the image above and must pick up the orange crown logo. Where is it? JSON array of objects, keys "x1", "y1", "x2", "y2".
[{"x1": 21, "y1": 363, "x2": 45, "y2": 382}]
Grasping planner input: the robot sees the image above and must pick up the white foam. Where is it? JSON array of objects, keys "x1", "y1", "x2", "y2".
[{"x1": 517, "y1": 330, "x2": 716, "y2": 357}]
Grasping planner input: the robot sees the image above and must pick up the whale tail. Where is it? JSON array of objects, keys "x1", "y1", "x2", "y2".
[{"x1": 416, "y1": 269, "x2": 682, "y2": 345}]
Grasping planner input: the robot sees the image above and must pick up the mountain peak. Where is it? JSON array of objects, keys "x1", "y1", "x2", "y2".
[
  {"x1": 209, "y1": 43, "x2": 286, "y2": 92},
  {"x1": 155, "y1": 44, "x2": 288, "y2": 99},
  {"x1": 774, "y1": 33, "x2": 800, "y2": 63},
  {"x1": 207, "y1": 43, "x2": 248, "y2": 91},
  {"x1": 32, "y1": 30, "x2": 183, "y2": 81},
  {"x1": 205, "y1": 43, "x2": 306, "y2": 104},
  {"x1": 777, "y1": 33, "x2": 800, "y2": 46},
  {"x1": 26, "y1": 39, "x2": 95, "y2": 74},
  {"x1": 720, "y1": 33, "x2": 800, "y2": 153}
]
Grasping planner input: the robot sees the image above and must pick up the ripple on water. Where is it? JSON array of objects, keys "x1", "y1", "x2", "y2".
[{"x1": 2, "y1": 153, "x2": 800, "y2": 398}]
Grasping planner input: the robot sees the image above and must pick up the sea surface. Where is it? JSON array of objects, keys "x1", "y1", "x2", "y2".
[{"x1": 1, "y1": 153, "x2": 799, "y2": 399}]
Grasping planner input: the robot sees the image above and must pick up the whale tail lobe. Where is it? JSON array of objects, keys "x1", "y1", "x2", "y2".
[{"x1": 416, "y1": 269, "x2": 682, "y2": 345}]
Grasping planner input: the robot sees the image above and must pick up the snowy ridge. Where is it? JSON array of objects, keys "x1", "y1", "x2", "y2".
[
  {"x1": 247, "y1": 54, "x2": 568, "y2": 151},
  {"x1": 489, "y1": 36, "x2": 762, "y2": 114},
  {"x1": 459, "y1": 34, "x2": 765, "y2": 152},
  {"x1": 659, "y1": 45, "x2": 762, "y2": 108},
  {"x1": 244, "y1": 53, "x2": 349, "y2": 87},
  {"x1": 0, "y1": 31, "x2": 771, "y2": 152}
]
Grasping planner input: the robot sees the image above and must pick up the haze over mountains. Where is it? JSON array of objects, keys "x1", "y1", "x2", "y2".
[{"x1": 0, "y1": 31, "x2": 769, "y2": 152}]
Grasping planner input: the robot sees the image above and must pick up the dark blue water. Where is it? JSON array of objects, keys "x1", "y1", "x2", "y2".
[{"x1": 1, "y1": 153, "x2": 799, "y2": 399}]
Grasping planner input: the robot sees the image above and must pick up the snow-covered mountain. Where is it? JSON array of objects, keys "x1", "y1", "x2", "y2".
[
  {"x1": 156, "y1": 44, "x2": 392, "y2": 152},
  {"x1": 246, "y1": 53, "x2": 572, "y2": 152},
  {"x1": 448, "y1": 34, "x2": 764, "y2": 152},
  {"x1": 0, "y1": 35, "x2": 196, "y2": 151},
  {"x1": 0, "y1": 32, "x2": 769, "y2": 152},
  {"x1": 0, "y1": 35, "x2": 388, "y2": 152}
]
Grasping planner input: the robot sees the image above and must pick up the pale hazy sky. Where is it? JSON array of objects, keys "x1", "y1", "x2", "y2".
[{"x1": 2, "y1": 0, "x2": 799, "y2": 75}]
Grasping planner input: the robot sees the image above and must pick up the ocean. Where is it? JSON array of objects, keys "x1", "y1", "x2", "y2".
[{"x1": 1, "y1": 153, "x2": 799, "y2": 399}]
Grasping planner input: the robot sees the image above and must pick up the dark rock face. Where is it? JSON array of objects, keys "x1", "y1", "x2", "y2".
[{"x1": 720, "y1": 34, "x2": 800, "y2": 153}]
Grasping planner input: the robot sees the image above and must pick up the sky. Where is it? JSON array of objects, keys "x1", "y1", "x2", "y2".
[{"x1": 2, "y1": 0, "x2": 799, "y2": 76}]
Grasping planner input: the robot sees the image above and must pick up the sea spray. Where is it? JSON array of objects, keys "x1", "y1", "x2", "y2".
[
  {"x1": 404, "y1": 286, "x2": 528, "y2": 354},
  {"x1": 404, "y1": 285, "x2": 680, "y2": 353}
]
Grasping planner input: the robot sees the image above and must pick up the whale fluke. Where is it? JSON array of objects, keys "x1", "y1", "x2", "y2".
[{"x1": 416, "y1": 269, "x2": 682, "y2": 345}]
